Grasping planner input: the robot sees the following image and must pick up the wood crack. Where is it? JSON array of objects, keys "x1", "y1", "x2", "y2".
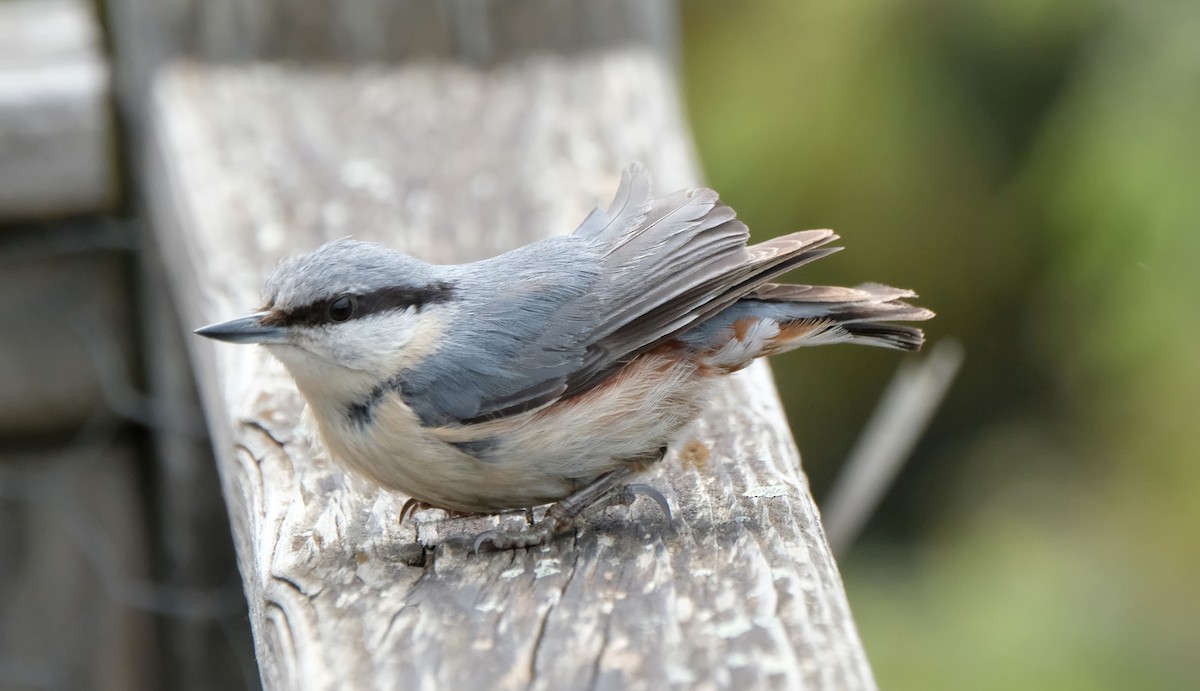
[
  {"x1": 586, "y1": 611, "x2": 613, "y2": 691},
  {"x1": 527, "y1": 536, "x2": 581, "y2": 689},
  {"x1": 273, "y1": 573, "x2": 321, "y2": 601}
]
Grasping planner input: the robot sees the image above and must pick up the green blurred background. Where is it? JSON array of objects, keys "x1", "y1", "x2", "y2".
[{"x1": 681, "y1": 1, "x2": 1199, "y2": 688}]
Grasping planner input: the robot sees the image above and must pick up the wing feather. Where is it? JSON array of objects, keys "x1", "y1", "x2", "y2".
[
  {"x1": 414, "y1": 165, "x2": 851, "y2": 425},
  {"x1": 561, "y1": 165, "x2": 840, "y2": 397}
]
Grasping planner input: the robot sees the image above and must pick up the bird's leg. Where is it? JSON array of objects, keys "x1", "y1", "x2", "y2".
[
  {"x1": 472, "y1": 449, "x2": 672, "y2": 553},
  {"x1": 471, "y1": 468, "x2": 631, "y2": 552}
]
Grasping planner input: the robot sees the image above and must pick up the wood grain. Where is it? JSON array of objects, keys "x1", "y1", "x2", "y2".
[{"x1": 146, "y1": 53, "x2": 877, "y2": 690}]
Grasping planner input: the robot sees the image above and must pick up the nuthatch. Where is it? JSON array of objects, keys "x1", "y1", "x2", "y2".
[{"x1": 197, "y1": 164, "x2": 933, "y2": 550}]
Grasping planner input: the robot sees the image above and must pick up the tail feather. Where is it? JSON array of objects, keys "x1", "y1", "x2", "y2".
[
  {"x1": 841, "y1": 322, "x2": 927, "y2": 351},
  {"x1": 763, "y1": 281, "x2": 933, "y2": 352},
  {"x1": 688, "y1": 281, "x2": 934, "y2": 369}
]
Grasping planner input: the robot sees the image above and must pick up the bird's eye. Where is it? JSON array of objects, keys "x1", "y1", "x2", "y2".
[{"x1": 329, "y1": 295, "x2": 355, "y2": 322}]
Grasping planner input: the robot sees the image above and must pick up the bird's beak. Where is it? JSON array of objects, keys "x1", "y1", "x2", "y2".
[{"x1": 194, "y1": 312, "x2": 288, "y2": 345}]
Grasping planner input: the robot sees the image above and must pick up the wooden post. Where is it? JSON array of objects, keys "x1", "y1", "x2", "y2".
[
  {"x1": 135, "y1": 4, "x2": 877, "y2": 689},
  {"x1": 0, "y1": 0, "x2": 116, "y2": 219}
]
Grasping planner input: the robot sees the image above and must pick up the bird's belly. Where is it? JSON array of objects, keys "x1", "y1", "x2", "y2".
[
  {"x1": 311, "y1": 395, "x2": 533, "y2": 513},
  {"x1": 429, "y1": 350, "x2": 716, "y2": 511},
  {"x1": 312, "y1": 351, "x2": 715, "y2": 514}
]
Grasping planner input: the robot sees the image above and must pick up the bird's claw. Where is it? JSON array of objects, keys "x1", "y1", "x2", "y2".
[
  {"x1": 398, "y1": 497, "x2": 425, "y2": 527},
  {"x1": 469, "y1": 482, "x2": 671, "y2": 553},
  {"x1": 400, "y1": 498, "x2": 480, "y2": 528},
  {"x1": 620, "y1": 484, "x2": 672, "y2": 521}
]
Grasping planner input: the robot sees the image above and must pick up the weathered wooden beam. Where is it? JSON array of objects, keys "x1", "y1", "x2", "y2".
[
  {"x1": 105, "y1": 0, "x2": 677, "y2": 131},
  {"x1": 139, "y1": 232, "x2": 258, "y2": 691},
  {"x1": 0, "y1": 0, "x2": 117, "y2": 220},
  {"x1": 147, "y1": 51, "x2": 878, "y2": 690}
]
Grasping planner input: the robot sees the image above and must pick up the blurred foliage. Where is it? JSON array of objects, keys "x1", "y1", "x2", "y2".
[{"x1": 682, "y1": 0, "x2": 1199, "y2": 688}]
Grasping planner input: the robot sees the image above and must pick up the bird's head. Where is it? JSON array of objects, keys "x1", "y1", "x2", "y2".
[{"x1": 196, "y1": 239, "x2": 455, "y2": 403}]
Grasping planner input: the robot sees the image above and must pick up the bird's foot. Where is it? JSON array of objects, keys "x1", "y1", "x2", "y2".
[
  {"x1": 471, "y1": 505, "x2": 570, "y2": 552},
  {"x1": 398, "y1": 498, "x2": 430, "y2": 527},
  {"x1": 399, "y1": 498, "x2": 479, "y2": 527},
  {"x1": 471, "y1": 474, "x2": 672, "y2": 553}
]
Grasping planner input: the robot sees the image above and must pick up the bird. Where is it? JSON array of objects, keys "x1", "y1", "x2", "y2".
[{"x1": 196, "y1": 164, "x2": 934, "y2": 551}]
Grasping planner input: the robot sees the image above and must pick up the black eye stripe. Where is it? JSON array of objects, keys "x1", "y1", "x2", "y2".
[
  {"x1": 262, "y1": 282, "x2": 454, "y2": 327},
  {"x1": 356, "y1": 284, "x2": 454, "y2": 317}
]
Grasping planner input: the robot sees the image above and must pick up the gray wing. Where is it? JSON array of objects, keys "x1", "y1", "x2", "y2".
[
  {"x1": 401, "y1": 164, "x2": 837, "y2": 425},
  {"x1": 394, "y1": 235, "x2": 605, "y2": 425},
  {"x1": 564, "y1": 164, "x2": 840, "y2": 395}
]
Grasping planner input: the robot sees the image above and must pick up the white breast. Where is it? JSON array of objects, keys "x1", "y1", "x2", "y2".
[{"x1": 304, "y1": 350, "x2": 715, "y2": 514}]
